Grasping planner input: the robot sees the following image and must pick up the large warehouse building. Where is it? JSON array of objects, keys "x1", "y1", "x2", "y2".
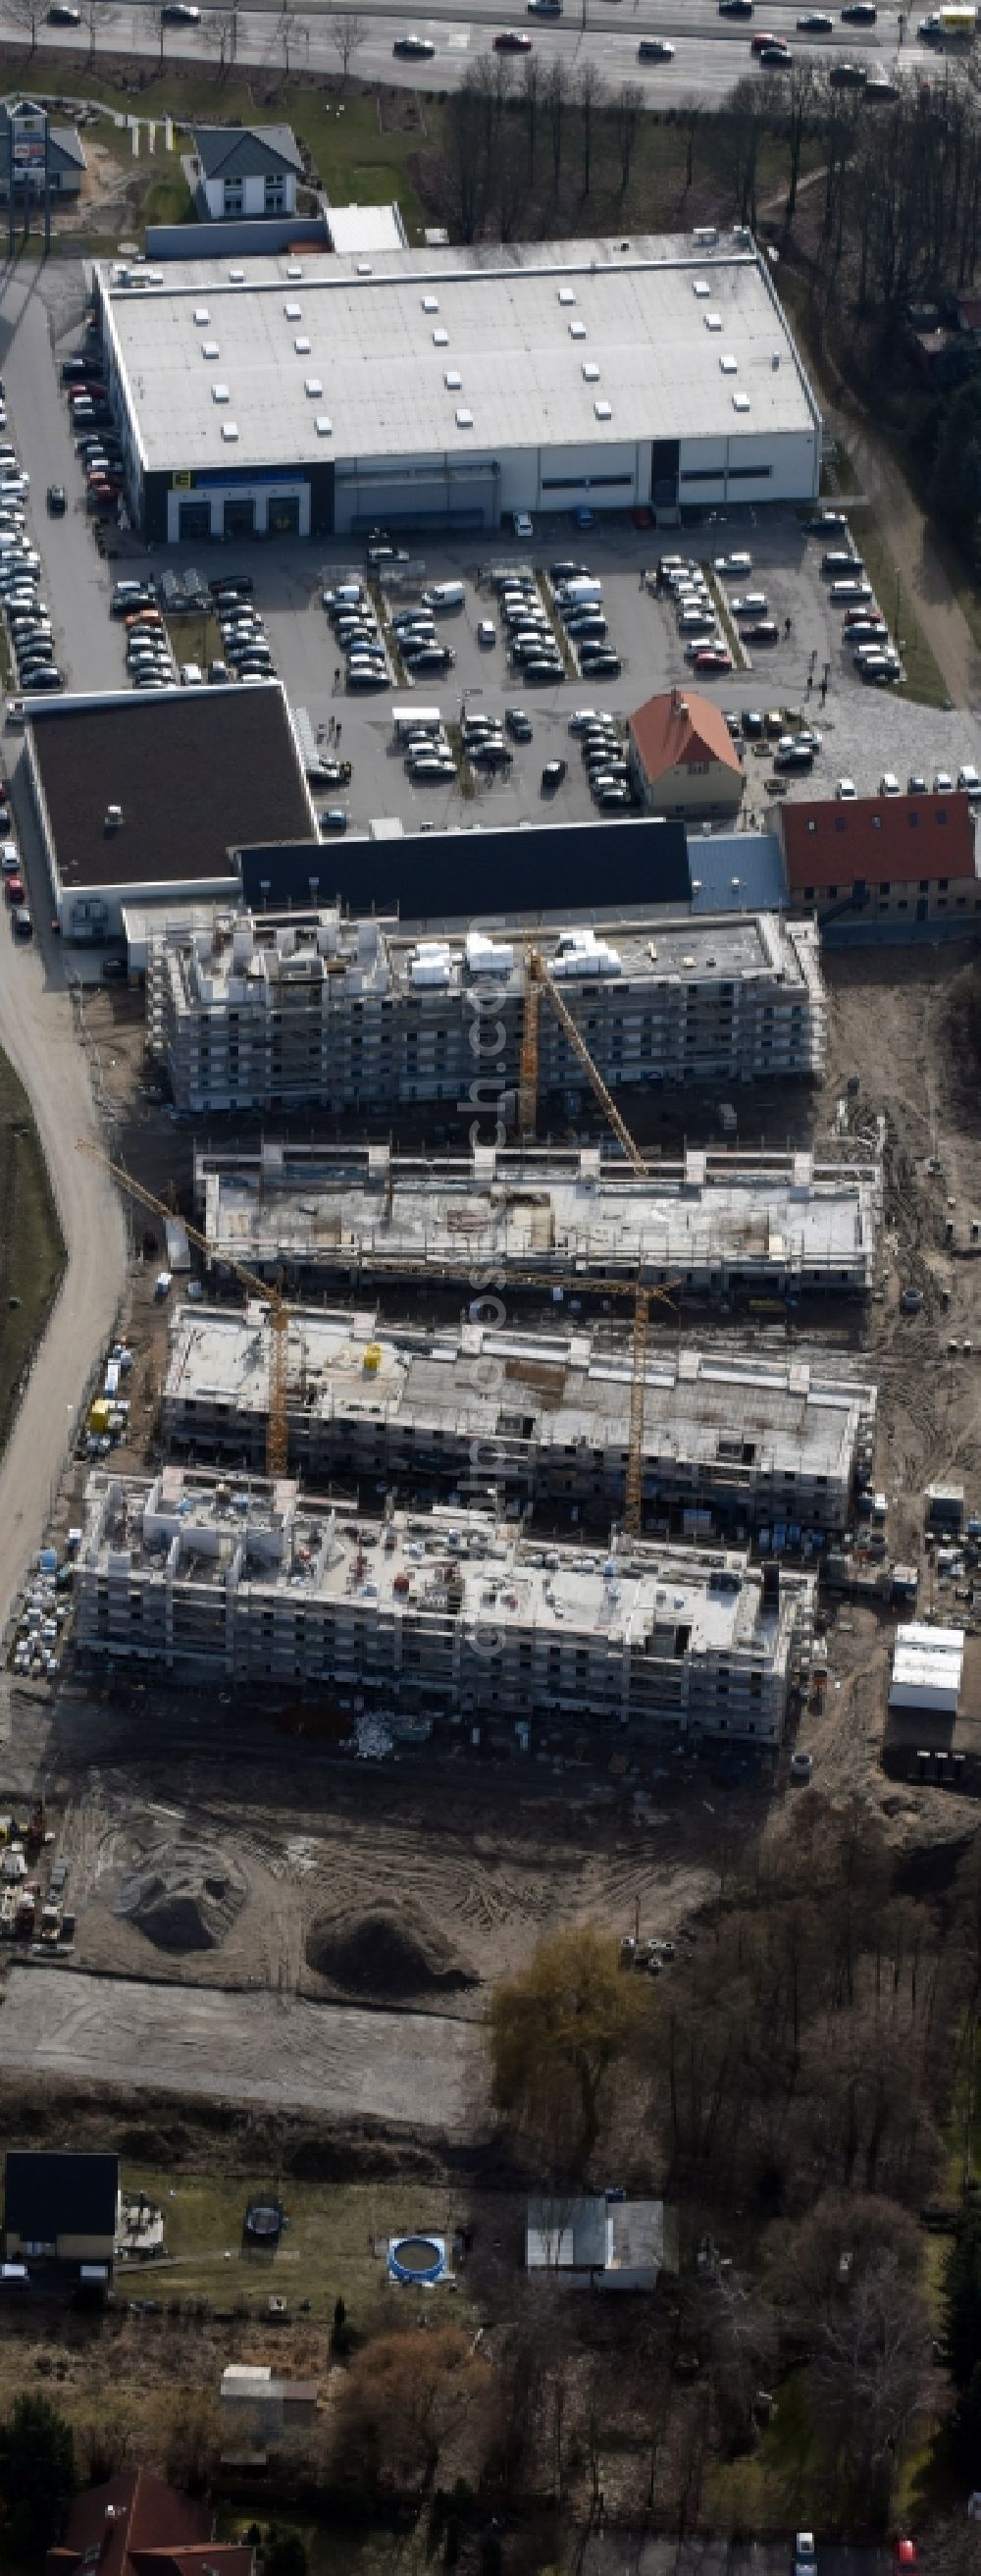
[
  {"x1": 93, "y1": 230, "x2": 822, "y2": 543},
  {"x1": 75, "y1": 1474, "x2": 815, "y2": 1746},
  {"x1": 162, "y1": 1300, "x2": 876, "y2": 1537}
]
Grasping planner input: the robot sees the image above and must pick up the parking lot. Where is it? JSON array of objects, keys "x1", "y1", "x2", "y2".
[{"x1": 5, "y1": 271, "x2": 981, "y2": 843}]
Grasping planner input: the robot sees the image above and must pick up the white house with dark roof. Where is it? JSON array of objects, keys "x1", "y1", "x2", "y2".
[
  {"x1": 191, "y1": 125, "x2": 304, "y2": 221},
  {"x1": 0, "y1": 97, "x2": 85, "y2": 198}
]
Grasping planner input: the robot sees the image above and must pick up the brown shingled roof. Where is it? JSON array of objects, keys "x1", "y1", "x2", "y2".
[
  {"x1": 48, "y1": 2472, "x2": 252, "y2": 2576},
  {"x1": 628, "y1": 688, "x2": 742, "y2": 784},
  {"x1": 780, "y1": 791, "x2": 976, "y2": 890}
]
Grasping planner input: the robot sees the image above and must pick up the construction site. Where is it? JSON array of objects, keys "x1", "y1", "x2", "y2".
[
  {"x1": 74, "y1": 1476, "x2": 816, "y2": 1750},
  {"x1": 147, "y1": 906, "x2": 827, "y2": 1116},
  {"x1": 193, "y1": 1141, "x2": 882, "y2": 1300},
  {"x1": 161, "y1": 1300, "x2": 876, "y2": 1538}
]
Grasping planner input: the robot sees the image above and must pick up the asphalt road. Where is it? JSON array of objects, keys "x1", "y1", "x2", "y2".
[
  {"x1": 0, "y1": 267, "x2": 128, "y2": 1641},
  {"x1": 0, "y1": 0, "x2": 933, "y2": 102},
  {"x1": 580, "y1": 2548, "x2": 893, "y2": 2576}
]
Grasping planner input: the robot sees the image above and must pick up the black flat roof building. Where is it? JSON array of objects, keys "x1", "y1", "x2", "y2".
[
  {"x1": 25, "y1": 685, "x2": 317, "y2": 942},
  {"x1": 236, "y1": 815, "x2": 691, "y2": 920}
]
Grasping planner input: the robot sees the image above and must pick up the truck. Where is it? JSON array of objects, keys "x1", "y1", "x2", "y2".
[{"x1": 919, "y1": 6, "x2": 976, "y2": 35}]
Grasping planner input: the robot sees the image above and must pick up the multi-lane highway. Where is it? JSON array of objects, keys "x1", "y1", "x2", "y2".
[{"x1": 0, "y1": 0, "x2": 936, "y2": 99}]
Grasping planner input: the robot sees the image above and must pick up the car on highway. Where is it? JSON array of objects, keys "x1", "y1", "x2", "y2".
[
  {"x1": 719, "y1": 0, "x2": 753, "y2": 15},
  {"x1": 865, "y1": 72, "x2": 900, "y2": 94},
  {"x1": 494, "y1": 26, "x2": 534, "y2": 44},
  {"x1": 798, "y1": 11, "x2": 833, "y2": 25},
  {"x1": 758, "y1": 39, "x2": 793, "y2": 57},
  {"x1": 48, "y1": 7, "x2": 81, "y2": 23},
  {"x1": 841, "y1": 2, "x2": 876, "y2": 19},
  {"x1": 830, "y1": 56, "x2": 867, "y2": 79},
  {"x1": 528, "y1": 1, "x2": 562, "y2": 16},
  {"x1": 638, "y1": 34, "x2": 675, "y2": 53},
  {"x1": 161, "y1": 3, "x2": 200, "y2": 19},
  {"x1": 750, "y1": 26, "x2": 783, "y2": 43},
  {"x1": 392, "y1": 31, "x2": 436, "y2": 52}
]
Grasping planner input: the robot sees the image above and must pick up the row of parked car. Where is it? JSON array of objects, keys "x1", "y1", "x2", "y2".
[
  {"x1": 815, "y1": 532, "x2": 903, "y2": 685},
  {"x1": 549, "y1": 562, "x2": 622, "y2": 681},
  {"x1": 658, "y1": 554, "x2": 735, "y2": 675},
  {"x1": 402, "y1": 716, "x2": 456, "y2": 784},
  {"x1": 0, "y1": 416, "x2": 65, "y2": 701},
  {"x1": 62, "y1": 341, "x2": 125, "y2": 520},
  {"x1": 567, "y1": 708, "x2": 634, "y2": 810}
]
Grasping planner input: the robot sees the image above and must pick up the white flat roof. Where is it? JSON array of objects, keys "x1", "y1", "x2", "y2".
[
  {"x1": 100, "y1": 232, "x2": 818, "y2": 476},
  {"x1": 327, "y1": 202, "x2": 406, "y2": 256}
]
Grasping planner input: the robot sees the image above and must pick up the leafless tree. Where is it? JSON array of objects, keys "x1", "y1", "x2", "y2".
[
  {"x1": 615, "y1": 79, "x2": 643, "y2": 193},
  {"x1": 545, "y1": 56, "x2": 570, "y2": 193},
  {"x1": 272, "y1": 1, "x2": 308, "y2": 74},
  {"x1": 521, "y1": 52, "x2": 542, "y2": 181},
  {"x1": 809, "y1": 2250, "x2": 929, "y2": 2517},
  {"x1": 201, "y1": 1, "x2": 240, "y2": 72},
  {"x1": 6, "y1": 0, "x2": 45, "y2": 50},
  {"x1": 78, "y1": 0, "x2": 121, "y2": 55},
  {"x1": 325, "y1": 8, "x2": 367, "y2": 86},
  {"x1": 576, "y1": 60, "x2": 606, "y2": 196}
]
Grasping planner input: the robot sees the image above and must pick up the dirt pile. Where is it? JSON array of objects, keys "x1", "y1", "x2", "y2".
[
  {"x1": 305, "y1": 1909, "x2": 476, "y2": 2000},
  {"x1": 114, "y1": 1836, "x2": 247, "y2": 1952}
]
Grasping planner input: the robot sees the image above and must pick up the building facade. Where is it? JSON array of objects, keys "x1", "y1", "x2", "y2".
[
  {"x1": 149, "y1": 908, "x2": 826, "y2": 1114},
  {"x1": 91, "y1": 231, "x2": 822, "y2": 546},
  {"x1": 162, "y1": 1301, "x2": 876, "y2": 1536},
  {"x1": 190, "y1": 126, "x2": 303, "y2": 222},
  {"x1": 75, "y1": 1474, "x2": 816, "y2": 1746},
  {"x1": 780, "y1": 791, "x2": 980, "y2": 933}
]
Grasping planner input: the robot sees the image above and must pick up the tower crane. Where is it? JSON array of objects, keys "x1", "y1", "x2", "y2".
[
  {"x1": 77, "y1": 1140, "x2": 290, "y2": 1481},
  {"x1": 515, "y1": 941, "x2": 676, "y2": 1535}
]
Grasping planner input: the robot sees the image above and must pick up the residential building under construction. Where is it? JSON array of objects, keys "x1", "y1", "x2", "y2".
[
  {"x1": 75, "y1": 1474, "x2": 816, "y2": 1747},
  {"x1": 194, "y1": 1143, "x2": 880, "y2": 1300},
  {"x1": 161, "y1": 1301, "x2": 876, "y2": 1538},
  {"x1": 148, "y1": 907, "x2": 826, "y2": 1116}
]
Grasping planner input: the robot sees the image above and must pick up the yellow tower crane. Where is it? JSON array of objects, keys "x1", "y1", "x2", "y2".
[
  {"x1": 77, "y1": 1141, "x2": 291, "y2": 1482},
  {"x1": 515, "y1": 942, "x2": 677, "y2": 1536}
]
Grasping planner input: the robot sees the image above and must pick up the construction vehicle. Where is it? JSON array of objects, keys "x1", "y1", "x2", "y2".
[{"x1": 77, "y1": 1142, "x2": 291, "y2": 1481}]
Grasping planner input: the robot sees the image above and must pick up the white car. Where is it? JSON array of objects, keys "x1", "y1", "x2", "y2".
[
  {"x1": 513, "y1": 510, "x2": 534, "y2": 539},
  {"x1": 934, "y1": 769, "x2": 954, "y2": 793},
  {"x1": 879, "y1": 771, "x2": 901, "y2": 796},
  {"x1": 836, "y1": 776, "x2": 857, "y2": 800},
  {"x1": 713, "y1": 552, "x2": 752, "y2": 577},
  {"x1": 958, "y1": 762, "x2": 981, "y2": 797},
  {"x1": 180, "y1": 661, "x2": 204, "y2": 687}
]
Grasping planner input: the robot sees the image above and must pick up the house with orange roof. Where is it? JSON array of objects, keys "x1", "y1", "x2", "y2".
[{"x1": 628, "y1": 687, "x2": 745, "y2": 822}]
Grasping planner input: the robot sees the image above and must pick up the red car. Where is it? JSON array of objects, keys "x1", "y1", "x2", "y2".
[
  {"x1": 4, "y1": 872, "x2": 24, "y2": 905},
  {"x1": 494, "y1": 26, "x2": 533, "y2": 43},
  {"x1": 694, "y1": 647, "x2": 733, "y2": 674}
]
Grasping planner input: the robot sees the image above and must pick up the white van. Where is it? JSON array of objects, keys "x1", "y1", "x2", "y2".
[
  {"x1": 421, "y1": 581, "x2": 465, "y2": 611},
  {"x1": 556, "y1": 578, "x2": 602, "y2": 606}
]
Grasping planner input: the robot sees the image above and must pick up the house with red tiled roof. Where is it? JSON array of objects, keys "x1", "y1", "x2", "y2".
[
  {"x1": 628, "y1": 688, "x2": 745, "y2": 822},
  {"x1": 47, "y1": 2471, "x2": 253, "y2": 2576},
  {"x1": 779, "y1": 791, "x2": 979, "y2": 933}
]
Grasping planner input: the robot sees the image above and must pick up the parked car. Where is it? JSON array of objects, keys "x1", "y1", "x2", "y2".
[{"x1": 506, "y1": 708, "x2": 533, "y2": 740}]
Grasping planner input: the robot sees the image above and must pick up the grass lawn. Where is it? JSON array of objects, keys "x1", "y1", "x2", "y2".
[
  {"x1": 0, "y1": 50, "x2": 432, "y2": 239},
  {"x1": 849, "y1": 510, "x2": 951, "y2": 710},
  {"x1": 0, "y1": 1047, "x2": 64, "y2": 1462},
  {"x1": 120, "y1": 2165, "x2": 473, "y2": 2338}
]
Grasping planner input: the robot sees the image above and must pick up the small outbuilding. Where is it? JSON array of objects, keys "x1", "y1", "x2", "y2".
[
  {"x1": 629, "y1": 689, "x2": 745, "y2": 822},
  {"x1": 526, "y1": 2194, "x2": 678, "y2": 2290},
  {"x1": 889, "y1": 1623, "x2": 965, "y2": 1716}
]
